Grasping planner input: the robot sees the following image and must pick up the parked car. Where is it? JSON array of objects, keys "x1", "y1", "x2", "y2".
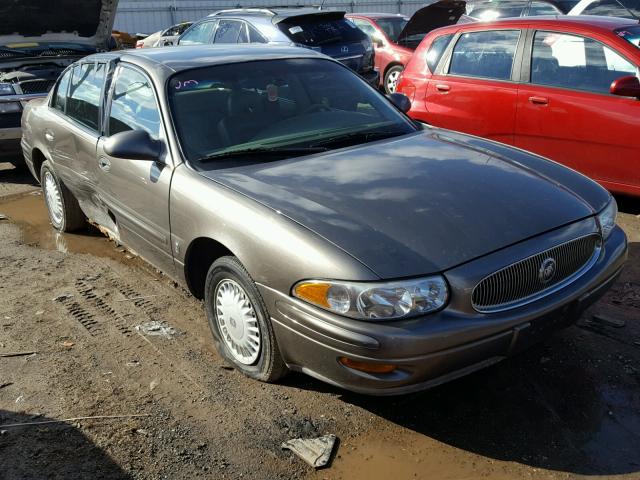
[
  {"x1": 135, "y1": 22, "x2": 193, "y2": 48},
  {"x1": 0, "y1": 0, "x2": 118, "y2": 166},
  {"x1": 177, "y1": 8, "x2": 378, "y2": 87},
  {"x1": 21, "y1": 45, "x2": 626, "y2": 395},
  {"x1": 397, "y1": 16, "x2": 640, "y2": 196},
  {"x1": 465, "y1": 0, "x2": 575, "y2": 20},
  {"x1": 569, "y1": 0, "x2": 640, "y2": 18},
  {"x1": 347, "y1": 1, "x2": 469, "y2": 93}
]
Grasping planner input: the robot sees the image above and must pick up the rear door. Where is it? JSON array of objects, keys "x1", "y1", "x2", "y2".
[
  {"x1": 95, "y1": 64, "x2": 175, "y2": 274},
  {"x1": 178, "y1": 20, "x2": 217, "y2": 45},
  {"x1": 514, "y1": 29, "x2": 640, "y2": 193},
  {"x1": 424, "y1": 29, "x2": 523, "y2": 144},
  {"x1": 45, "y1": 62, "x2": 107, "y2": 214}
]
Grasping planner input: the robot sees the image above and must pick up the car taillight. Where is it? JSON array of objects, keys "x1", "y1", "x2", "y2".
[
  {"x1": 135, "y1": 40, "x2": 144, "y2": 48},
  {"x1": 397, "y1": 80, "x2": 415, "y2": 102}
]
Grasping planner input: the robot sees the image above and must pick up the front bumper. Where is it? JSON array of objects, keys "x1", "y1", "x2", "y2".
[
  {"x1": 360, "y1": 70, "x2": 379, "y2": 87},
  {"x1": 258, "y1": 222, "x2": 627, "y2": 396}
]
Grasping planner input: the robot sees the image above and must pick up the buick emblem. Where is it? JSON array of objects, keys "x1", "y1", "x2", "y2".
[
  {"x1": 341, "y1": 46, "x2": 349, "y2": 53},
  {"x1": 538, "y1": 258, "x2": 556, "y2": 284}
]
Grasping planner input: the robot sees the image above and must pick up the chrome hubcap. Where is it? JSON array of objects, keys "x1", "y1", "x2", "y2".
[
  {"x1": 215, "y1": 279, "x2": 261, "y2": 365},
  {"x1": 43, "y1": 171, "x2": 63, "y2": 226},
  {"x1": 387, "y1": 69, "x2": 401, "y2": 93}
]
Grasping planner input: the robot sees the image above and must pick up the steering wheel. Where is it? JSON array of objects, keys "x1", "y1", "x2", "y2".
[{"x1": 302, "y1": 103, "x2": 332, "y2": 114}]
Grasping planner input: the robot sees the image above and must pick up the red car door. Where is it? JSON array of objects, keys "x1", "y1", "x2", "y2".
[
  {"x1": 515, "y1": 29, "x2": 640, "y2": 195},
  {"x1": 424, "y1": 29, "x2": 523, "y2": 145}
]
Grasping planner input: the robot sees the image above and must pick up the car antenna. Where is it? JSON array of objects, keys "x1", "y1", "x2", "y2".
[
  {"x1": 612, "y1": 0, "x2": 639, "y2": 20},
  {"x1": 319, "y1": 0, "x2": 326, "y2": 10}
]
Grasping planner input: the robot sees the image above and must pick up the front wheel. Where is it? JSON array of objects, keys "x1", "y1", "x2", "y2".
[
  {"x1": 384, "y1": 65, "x2": 404, "y2": 94},
  {"x1": 204, "y1": 256, "x2": 288, "y2": 382},
  {"x1": 40, "y1": 160, "x2": 86, "y2": 232}
]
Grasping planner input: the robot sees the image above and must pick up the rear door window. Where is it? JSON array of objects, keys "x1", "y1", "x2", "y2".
[
  {"x1": 179, "y1": 21, "x2": 216, "y2": 45},
  {"x1": 66, "y1": 62, "x2": 106, "y2": 131},
  {"x1": 530, "y1": 31, "x2": 637, "y2": 94},
  {"x1": 52, "y1": 68, "x2": 72, "y2": 113},
  {"x1": 214, "y1": 20, "x2": 244, "y2": 44},
  {"x1": 108, "y1": 66, "x2": 161, "y2": 139},
  {"x1": 449, "y1": 30, "x2": 520, "y2": 80},
  {"x1": 426, "y1": 34, "x2": 454, "y2": 72},
  {"x1": 278, "y1": 15, "x2": 366, "y2": 46}
]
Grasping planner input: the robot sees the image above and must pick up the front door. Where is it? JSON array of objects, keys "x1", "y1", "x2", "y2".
[
  {"x1": 515, "y1": 30, "x2": 640, "y2": 195},
  {"x1": 424, "y1": 29, "x2": 523, "y2": 145},
  {"x1": 95, "y1": 64, "x2": 175, "y2": 275}
]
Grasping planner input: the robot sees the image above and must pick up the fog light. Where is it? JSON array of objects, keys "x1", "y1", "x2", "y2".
[{"x1": 339, "y1": 357, "x2": 397, "y2": 374}]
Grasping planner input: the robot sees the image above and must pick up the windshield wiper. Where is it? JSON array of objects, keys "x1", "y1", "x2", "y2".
[
  {"x1": 310, "y1": 130, "x2": 405, "y2": 148},
  {"x1": 197, "y1": 146, "x2": 328, "y2": 163}
]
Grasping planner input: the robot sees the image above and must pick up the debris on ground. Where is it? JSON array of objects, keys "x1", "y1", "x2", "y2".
[
  {"x1": 281, "y1": 434, "x2": 337, "y2": 468},
  {"x1": 53, "y1": 293, "x2": 74, "y2": 302},
  {"x1": 592, "y1": 313, "x2": 626, "y2": 328},
  {"x1": 0, "y1": 213, "x2": 7, "y2": 220},
  {"x1": 135, "y1": 320, "x2": 178, "y2": 337},
  {"x1": 0, "y1": 382, "x2": 13, "y2": 389},
  {"x1": 0, "y1": 351, "x2": 37, "y2": 358},
  {"x1": 62, "y1": 341, "x2": 75, "y2": 349}
]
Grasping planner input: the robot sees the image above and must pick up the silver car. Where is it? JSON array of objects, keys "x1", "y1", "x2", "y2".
[{"x1": 21, "y1": 45, "x2": 626, "y2": 395}]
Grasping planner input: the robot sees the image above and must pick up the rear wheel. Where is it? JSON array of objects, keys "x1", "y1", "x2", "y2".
[
  {"x1": 40, "y1": 161, "x2": 86, "y2": 232},
  {"x1": 384, "y1": 65, "x2": 404, "y2": 94},
  {"x1": 204, "y1": 256, "x2": 288, "y2": 382}
]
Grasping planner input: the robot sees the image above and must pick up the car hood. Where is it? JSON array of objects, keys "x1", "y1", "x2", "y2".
[
  {"x1": 0, "y1": 0, "x2": 118, "y2": 50},
  {"x1": 199, "y1": 131, "x2": 598, "y2": 279},
  {"x1": 398, "y1": 0, "x2": 467, "y2": 42}
]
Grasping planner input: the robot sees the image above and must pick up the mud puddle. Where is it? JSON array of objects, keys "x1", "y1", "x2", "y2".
[{"x1": 0, "y1": 192, "x2": 136, "y2": 264}]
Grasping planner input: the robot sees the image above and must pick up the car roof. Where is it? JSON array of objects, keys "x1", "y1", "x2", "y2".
[
  {"x1": 451, "y1": 14, "x2": 638, "y2": 32},
  {"x1": 80, "y1": 45, "x2": 327, "y2": 81},
  {"x1": 211, "y1": 7, "x2": 341, "y2": 18}
]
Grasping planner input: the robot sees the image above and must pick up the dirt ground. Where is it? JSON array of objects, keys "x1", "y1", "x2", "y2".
[{"x1": 0, "y1": 159, "x2": 639, "y2": 480}]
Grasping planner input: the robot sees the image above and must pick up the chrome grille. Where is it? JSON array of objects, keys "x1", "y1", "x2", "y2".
[{"x1": 472, "y1": 234, "x2": 601, "y2": 313}]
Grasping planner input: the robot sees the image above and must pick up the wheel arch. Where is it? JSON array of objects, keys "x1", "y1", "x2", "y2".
[
  {"x1": 183, "y1": 236, "x2": 236, "y2": 299},
  {"x1": 30, "y1": 147, "x2": 47, "y2": 182}
]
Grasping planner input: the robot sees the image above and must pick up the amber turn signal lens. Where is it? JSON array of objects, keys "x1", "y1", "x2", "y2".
[
  {"x1": 339, "y1": 357, "x2": 397, "y2": 374},
  {"x1": 293, "y1": 282, "x2": 331, "y2": 308}
]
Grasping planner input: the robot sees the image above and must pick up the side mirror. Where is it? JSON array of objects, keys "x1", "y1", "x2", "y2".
[
  {"x1": 387, "y1": 92, "x2": 411, "y2": 114},
  {"x1": 371, "y1": 34, "x2": 384, "y2": 48},
  {"x1": 610, "y1": 75, "x2": 640, "y2": 99},
  {"x1": 104, "y1": 129, "x2": 162, "y2": 161}
]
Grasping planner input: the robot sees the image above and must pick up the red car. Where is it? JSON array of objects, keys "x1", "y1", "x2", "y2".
[
  {"x1": 346, "y1": 1, "x2": 467, "y2": 93},
  {"x1": 396, "y1": 16, "x2": 640, "y2": 196}
]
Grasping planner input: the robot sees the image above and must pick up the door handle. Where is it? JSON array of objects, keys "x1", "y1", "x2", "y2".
[
  {"x1": 435, "y1": 84, "x2": 451, "y2": 92},
  {"x1": 98, "y1": 157, "x2": 111, "y2": 172},
  {"x1": 529, "y1": 96, "x2": 549, "y2": 105},
  {"x1": 44, "y1": 130, "x2": 55, "y2": 142}
]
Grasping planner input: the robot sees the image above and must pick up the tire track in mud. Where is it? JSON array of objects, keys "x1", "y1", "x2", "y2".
[{"x1": 56, "y1": 296, "x2": 103, "y2": 336}]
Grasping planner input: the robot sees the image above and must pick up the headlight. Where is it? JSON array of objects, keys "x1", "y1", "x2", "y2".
[
  {"x1": 0, "y1": 83, "x2": 15, "y2": 96},
  {"x1": 293, "y1": 276, "x2": 449, "y2": 320},
  {"x1": 597, "y1": 197, "x2": 617, "y2": 240}
]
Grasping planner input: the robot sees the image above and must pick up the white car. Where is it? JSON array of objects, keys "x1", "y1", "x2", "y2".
[{"x1": 136, "y1": 22, "x2": 193, "y2": 48}]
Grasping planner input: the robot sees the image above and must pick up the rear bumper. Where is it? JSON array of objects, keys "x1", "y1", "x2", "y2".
[{"x1": 259, "y1": 226, "x2": 627, "y2": 396}]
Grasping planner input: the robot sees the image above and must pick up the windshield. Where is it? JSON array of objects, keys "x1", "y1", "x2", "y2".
[
  {"x1": 168, "y1": 58, "x2": 416, "y2": 164},
  {"x1": 615, "y1": 26, "x2": 640, "y2": 48},
  {"x1": 582, "y1": 0, "x2": 640, "y2": 19},
  {"x1": 375, "y1": 17, "x2": 409, "y2": 42}
]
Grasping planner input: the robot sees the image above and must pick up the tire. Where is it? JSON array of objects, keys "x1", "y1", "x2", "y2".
[
  {"x1": 40, "y1": 160, "x2": 86, "y2": 232},
  {"x1": 204, "y1": 256, "x2": 288, "y2": 382},
  {"x1": 384, "y1": 65, "x2": 404, "y2": 94}
]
